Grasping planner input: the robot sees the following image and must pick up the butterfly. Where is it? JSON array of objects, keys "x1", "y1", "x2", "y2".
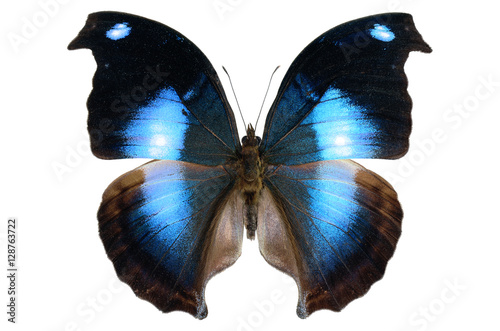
[{"x1": 68, "y1": 11, "x2": 431, "y2": 319}]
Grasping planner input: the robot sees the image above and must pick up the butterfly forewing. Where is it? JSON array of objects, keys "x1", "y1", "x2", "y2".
[
  {"x1": 260, "y1": 13, "x2": 431, "y2": 165},
  {"x1": 68, "y1": 11, "x2": 240, "y2": 165}
]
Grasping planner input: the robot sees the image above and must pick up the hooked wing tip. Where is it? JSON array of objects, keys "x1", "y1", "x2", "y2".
[
  {"x1": 67, "y1": 11, "x2": 134, "y2": 51},
  {"x1": 67, "y1": 13, "x2": 96, "y2": 50},
  {"x1": 67, "y1": 36, "x2": 85, "y2": 50}
]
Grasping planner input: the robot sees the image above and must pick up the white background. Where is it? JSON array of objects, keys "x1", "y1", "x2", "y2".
[{"x1": 1, "y1": 0, "x2": 499, "y2": 330}]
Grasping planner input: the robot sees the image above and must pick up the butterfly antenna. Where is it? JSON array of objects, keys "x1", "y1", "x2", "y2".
[
  {"x1": 222, "y1": 66, "x2": 246, "y2": 129},
  {"x1": 255, "y1": 66, "x2": 280, "y2": 130}
]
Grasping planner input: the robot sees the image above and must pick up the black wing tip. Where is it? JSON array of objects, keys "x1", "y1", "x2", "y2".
[
  {"x1": 396, "y1": 12, "x2": 432, "y2": 54},
  {"x1": 345, "y1": 12, "x2": 432, "y2": 54},
  {"x1": 67, "y1": 11, "x2": 155, "y2": 51},
  {"x1": 67, "y1": 32, "x2": 87, "y2": 50},
  {"x1": 67, "y1": 39, "x2": 80, "y2": 50}
]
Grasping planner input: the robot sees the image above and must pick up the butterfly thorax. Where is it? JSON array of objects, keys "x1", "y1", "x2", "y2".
[{"x1": 238, "y1": 124, "x2": 264, "y2": 240}]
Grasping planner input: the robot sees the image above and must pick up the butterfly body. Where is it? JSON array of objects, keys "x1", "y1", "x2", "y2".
[
  {"x1": 69, "y1": 11, "x2": 431, "y2": 319},
  {"x1": 237, "y1": 125, "x2": 264, "y2": 239}
]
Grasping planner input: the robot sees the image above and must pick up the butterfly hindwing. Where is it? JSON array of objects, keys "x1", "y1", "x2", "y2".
[
  {"x1": 68, "y1": 12, "x2": 240, "y2": 165},
  {"x1": 260, "y1": 13, "x2": 432, "y2": 165},
  {"x1": 259, "y1": 160, "x2": 403, "y2": 317},
  {"x1": 98, "y1": 160, "x2": 243, "y2": 318}
]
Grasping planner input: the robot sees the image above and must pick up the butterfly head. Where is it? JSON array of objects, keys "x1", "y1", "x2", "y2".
[{"x1": 241, "y1": 124, "x2": 261, "y2": 148}]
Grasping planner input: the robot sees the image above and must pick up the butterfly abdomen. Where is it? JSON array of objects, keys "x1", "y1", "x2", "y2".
[{"x1": 238, "y1": 125, "x2": 265, "y2": 239}]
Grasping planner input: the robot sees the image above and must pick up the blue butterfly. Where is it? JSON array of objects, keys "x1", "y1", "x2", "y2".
[{"x1": 68, "y1": 11, "x2": 431, "y2": 319}]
